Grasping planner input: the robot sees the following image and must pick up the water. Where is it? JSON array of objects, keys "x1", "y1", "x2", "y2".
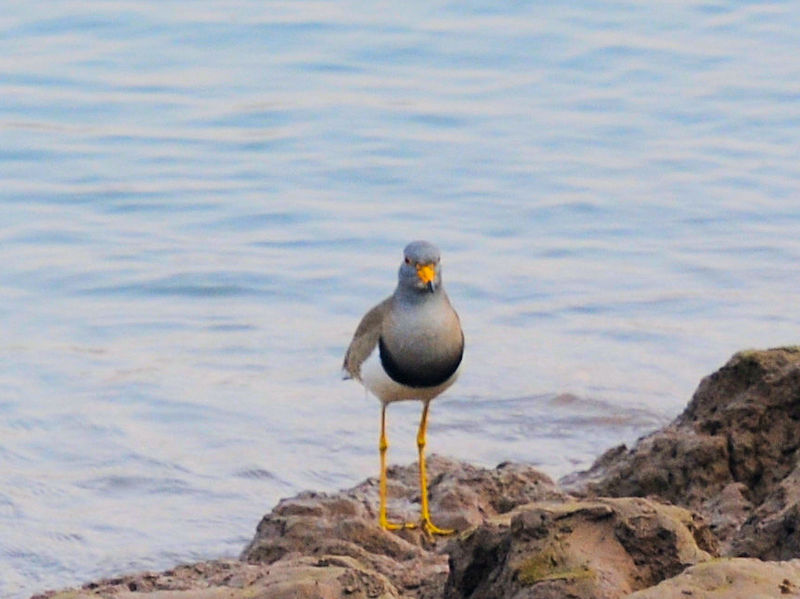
[{"x1": 2, "y1": 1, "x2": 799, "y2": 596}]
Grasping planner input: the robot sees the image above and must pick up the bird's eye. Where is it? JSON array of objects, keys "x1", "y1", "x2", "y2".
[{"x1": 404, "y1": 257, "x2": 411, "y2": 264}]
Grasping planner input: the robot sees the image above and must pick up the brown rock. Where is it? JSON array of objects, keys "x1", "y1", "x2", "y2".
[
  {"x1": 37, "y1": 457, "x2": 565, "y2": 599},
  {"x1": 625, "y1": 557, "x2": 800, "y2": 599},
  {"x1": 731, "y1": 463, "x2": 800, "y2": 560},
  {"x1": 241, "y1": 456, "x2": 566, "y2": 598},
  {"x1": 444, "y1": 497, "x2": 716, "y2": 599},
  {"x1": 564, "y1": 347, "x2": 800, "y2": 556},
  {"x1": 37, "y1": 348, "x2": 800, "y2": 599},
  {"x1": 34, "y1": 558, "x2": 398, "y2": 599}
]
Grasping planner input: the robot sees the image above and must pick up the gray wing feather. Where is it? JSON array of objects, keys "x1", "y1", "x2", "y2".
[{"x1": 342, "y1": 297, "x2": 391, "y2": 380}]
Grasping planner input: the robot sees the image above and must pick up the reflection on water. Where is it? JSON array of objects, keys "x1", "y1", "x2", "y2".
[{"x1": 2, "y1": 1, "x2": 800, "y2": 597}]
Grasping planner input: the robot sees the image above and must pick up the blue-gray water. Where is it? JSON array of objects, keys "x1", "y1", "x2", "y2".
[{"x1": 2, "y1": 2, "x2": 799, "y2": 597}]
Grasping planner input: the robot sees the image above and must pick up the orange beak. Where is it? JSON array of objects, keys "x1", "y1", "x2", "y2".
[{"x1": 416, "y1": 263, "x2": 436, "y2": 291}]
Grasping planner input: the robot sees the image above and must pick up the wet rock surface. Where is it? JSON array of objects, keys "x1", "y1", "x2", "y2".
[{"x1": 33, "y1": 347, "x2": 800, "y2": 599}]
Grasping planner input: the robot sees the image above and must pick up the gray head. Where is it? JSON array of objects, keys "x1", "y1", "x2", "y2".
[{"x1": 397, "y1": 240, "x2": 442, "y2": 295}]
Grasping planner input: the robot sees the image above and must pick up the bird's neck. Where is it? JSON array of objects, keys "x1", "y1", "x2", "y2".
[{"x1": 393, "y1": 283, "x2": 445, "y2": 306}]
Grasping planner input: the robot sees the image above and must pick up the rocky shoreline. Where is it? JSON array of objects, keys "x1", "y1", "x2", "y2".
[{"x1": 34, "y1": 347, "x2": 800, "y2": 598}]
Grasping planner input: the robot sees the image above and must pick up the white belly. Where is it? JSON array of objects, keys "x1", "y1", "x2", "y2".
[{"x1": 360, "y1": 345, "x2": 460, "y2": 404}]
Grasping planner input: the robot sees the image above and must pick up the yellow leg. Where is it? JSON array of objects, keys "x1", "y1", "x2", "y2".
[
  {"x1": 379, "y1": 403, "x2": 416, "y2": 531},
  {"x1": 417, "y1": 401, "x2": 453, "y2": 536}
]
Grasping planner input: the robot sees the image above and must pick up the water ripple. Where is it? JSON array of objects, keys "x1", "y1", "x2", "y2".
[{"x1": 3, "y1": 1, "x2": 800, "y2": 597}]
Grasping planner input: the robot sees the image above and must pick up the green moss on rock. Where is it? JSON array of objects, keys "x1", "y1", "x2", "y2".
[{"x1": 516, "y1": 547, "x2": 594, "y2": 585}]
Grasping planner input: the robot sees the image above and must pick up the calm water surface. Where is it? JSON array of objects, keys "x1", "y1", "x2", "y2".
[{"x1": 2, "y1": 2, "x2": 800, "y2": 597}]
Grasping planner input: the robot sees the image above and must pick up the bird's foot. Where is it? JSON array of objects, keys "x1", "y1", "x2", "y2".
[
  {"x1": 420, "y1": 517, "x2": 454, "y2": 536},
  {"x1": 380, "y1": 516, "x2": 417, "y2": 531}
]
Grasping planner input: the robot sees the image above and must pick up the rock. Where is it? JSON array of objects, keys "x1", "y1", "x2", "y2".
[
  {"x1": 35, "y1": 457, "x2": 565, "y2": 599},
  {"x1": 241, "y1": 456, "x2": 566, "y2": 598},
  {"x1": 625, "y1": 557, "x2": 800, "y2": 599},
  {"x1": 33, "y1": 558, "x2": 398, "y2": 599},
  {"x1": 731, "y1": 463, "x2": 800, "y2": 560},
  {"x1": 34, "y1": 347, "x2": 800, "y2": 599},
  {"x1": 563, "y1": 347, "x2": 800, "y2": 556},
  {"x1": 444, "y1": 497, "x2": 716, "y2": 599}
]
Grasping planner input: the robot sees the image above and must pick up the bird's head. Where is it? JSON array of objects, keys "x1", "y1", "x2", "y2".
[{"x1": 399, "y1": 240, "x2": 442, "y2": 293}]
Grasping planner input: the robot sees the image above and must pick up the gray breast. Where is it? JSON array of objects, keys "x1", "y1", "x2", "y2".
[{"x1": 378, "y1": 294, "x2": 464, "y2": 388}]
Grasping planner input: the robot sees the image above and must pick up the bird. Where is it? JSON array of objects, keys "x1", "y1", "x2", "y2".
[{"x1": 343, "y1": 240, "x2": 463, "y2": 535}]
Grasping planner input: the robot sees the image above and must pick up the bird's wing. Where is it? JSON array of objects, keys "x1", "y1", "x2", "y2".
[{"x1": 342, "y1": 297, "x2": 391, "y2": 380}]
